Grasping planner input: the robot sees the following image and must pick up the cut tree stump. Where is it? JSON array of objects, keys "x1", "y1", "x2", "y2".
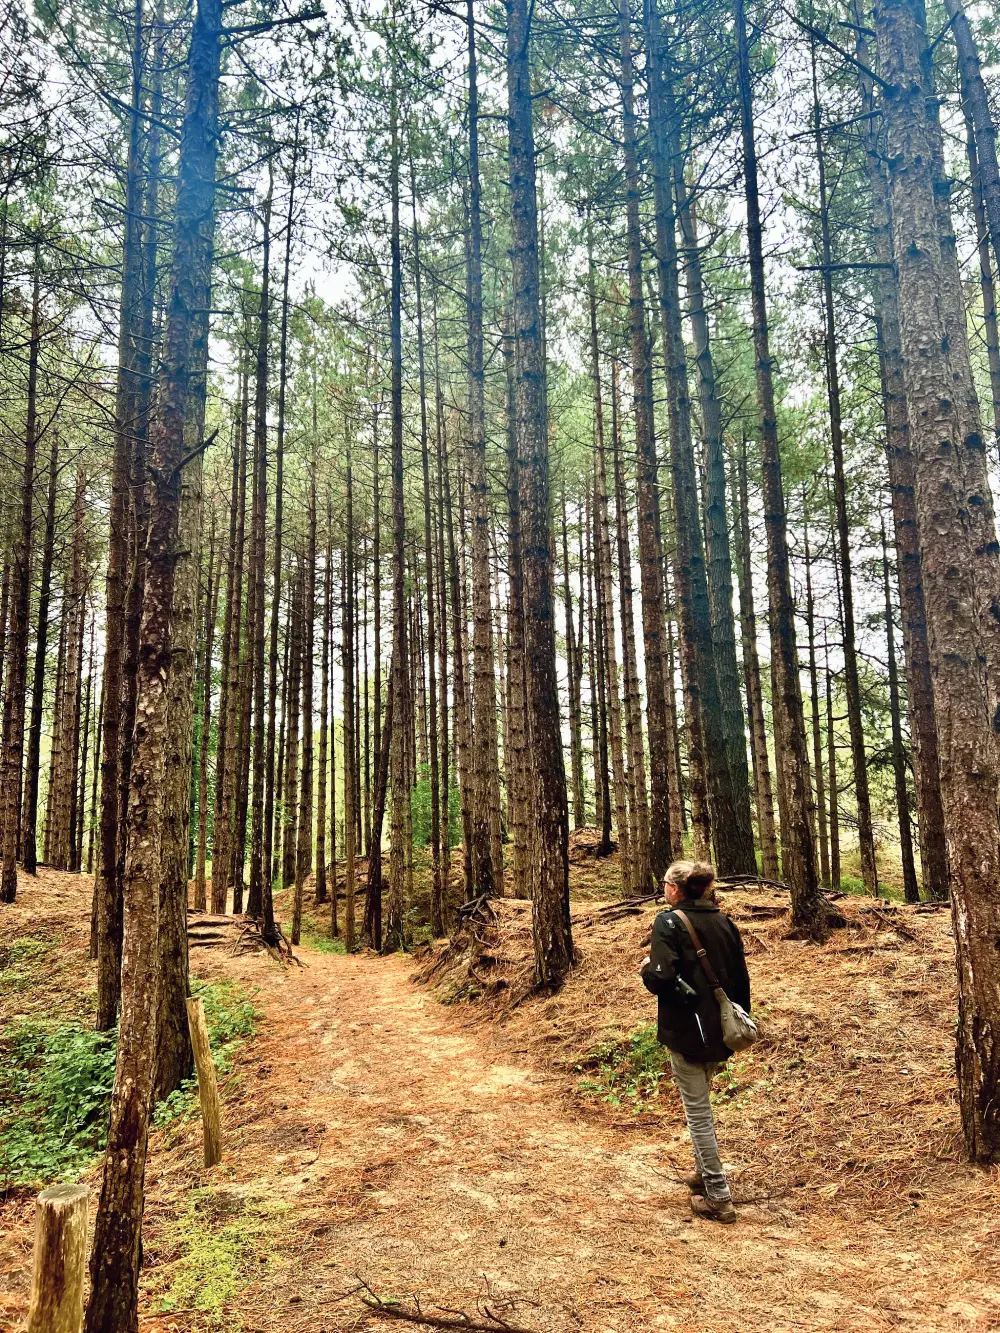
[
  {"x1": 27, "y1": 1183, "x2": 88, "y2": 1333},
  {"x1": 186, "y1": 996, "x2": 223, "y2": 1167}
]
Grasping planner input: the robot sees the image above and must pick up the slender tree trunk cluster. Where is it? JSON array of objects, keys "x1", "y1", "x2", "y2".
[{"x1": 6, "y1": 29, "x2": 1000, "y2": 1333}]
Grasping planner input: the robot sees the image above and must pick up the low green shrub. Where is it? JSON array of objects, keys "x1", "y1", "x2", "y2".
[
  {"x1": 0, "y1": 980, "x2": 259, "y2": 1186},
  {"x1": 0, "y1": 1022, "x2": 117, "y2": 1186},
  {"x1": 155, "y1": 980, "x2": 259, "y2": 1131},
  {"x1": 575, "y1": 1024, "x2": 670, "y2": 1110}
]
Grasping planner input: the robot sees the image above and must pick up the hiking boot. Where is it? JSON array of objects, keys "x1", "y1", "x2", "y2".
[
  {"x1": 682, "y1": 1172, "x2": 704, "y2": 1193},
  {"x1": 690, "y1": 1193, "x2": 737, "y2": 1224}
]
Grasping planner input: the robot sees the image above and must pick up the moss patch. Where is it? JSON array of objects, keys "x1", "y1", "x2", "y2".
[{"x1": 154, "y1": 1187, "x2": 288, "y2": 1320}]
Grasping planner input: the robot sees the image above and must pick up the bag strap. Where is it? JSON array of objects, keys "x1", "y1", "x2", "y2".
[{"x1": 673, "y1": 909, "x2": 723, "y2": 991}]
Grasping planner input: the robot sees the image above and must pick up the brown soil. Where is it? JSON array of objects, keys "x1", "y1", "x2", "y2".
[{"x1": 1, "y1": 869, "x2": 998, "y2": 1332}]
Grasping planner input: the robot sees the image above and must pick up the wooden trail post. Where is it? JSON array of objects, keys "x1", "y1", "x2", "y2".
[
  {"x1": 27, "y1": 1183, "x2": 88, "y2": 1333},
  {"x1": 186, "y1": 995, "x2": 223, "y2": 1167}
]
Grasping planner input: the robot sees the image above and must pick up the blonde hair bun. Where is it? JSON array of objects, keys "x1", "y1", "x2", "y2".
[{"x1": 665, "y1": 859, "x2": 716, "y2": 898}]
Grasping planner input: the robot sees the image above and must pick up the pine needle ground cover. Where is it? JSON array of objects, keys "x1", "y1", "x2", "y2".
[{"x1": 2, "y1": 868, "x2": 997, "y2": 1332}]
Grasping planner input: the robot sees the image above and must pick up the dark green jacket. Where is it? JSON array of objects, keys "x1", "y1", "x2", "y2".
[{"x1": 640, "y1": 899, "x2": 751, "y2": 1063}]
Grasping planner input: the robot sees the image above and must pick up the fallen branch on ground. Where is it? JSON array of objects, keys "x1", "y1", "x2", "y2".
[
  {"x1": 354, "y1": 1276, "x2": 539, "y2": 1332},
  {"x1": 715, "y1": 874, "x2": 792, "y2": 893}
]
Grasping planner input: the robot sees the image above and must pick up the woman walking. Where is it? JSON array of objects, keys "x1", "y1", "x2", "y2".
[{"x1": 641, "y1": 860, "x2": 751, "y2": 1223}]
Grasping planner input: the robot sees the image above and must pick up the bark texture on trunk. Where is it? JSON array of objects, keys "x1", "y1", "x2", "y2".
[
  {"x1": 22, "y1": 433, "x2": 59, "y2": 875},
  {"x1": 616, "y1": 0, "x2": 674, "y2": 882},
  {"x1": 0, "y1": 258, "x2": 40, "y2": 905},
  {"x1": 853, "y1": 6, "x2": 948, "y2": 898},
  {"x1": 646, "y1": 0, "x2": 755, "y2": 874},
  {"x1": 735, "y1": 0, "x2": 823, "y2": 934},
  {"x1": 464, "y1": 0, "x2": 503, "y2": 898},
  {"x1": 876, "y1": 0, "x2": 1000, "y2": 1160},
  {"x1": 944, "y1": 0, "x2": 1000, "y2": 265},
  {"x1": 507, "y1": 0, "x2": 573, "y2": 984},
  {"x1": 86, "y1": 0, "x2": 221, "y2": 1321}
]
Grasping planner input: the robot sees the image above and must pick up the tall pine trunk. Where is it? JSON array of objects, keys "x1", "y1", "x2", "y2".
[
  {"x1": 86, "y1": 0, "x2": 221, "y2": 1319},
  {"x1": 853, "y1": 7, "x2": 947, "y2": 897},
  {"x1": 506, "y1": 0, "x2": 573, "y2": 984},
  {"x1": 616, "y1": 0, "x2": 674, "y2": 879},
  {"x1": 0, "y1": 256, "x2": 40, "y2": 904},
  {"x1": 875, "y1": 0, "x2": 1000, "y2": 1160},
  {"x1": 22, "y1": 431, "x2": 59, "y2": 874},
  {"x1": 735, "y1": 0, "x2": 823, "y2": 934},
  {"x1": 645, "y1": 0, "x2": 755, "y2": 872},
  {"x1": 810, "y1": 51, "x2": 876, "y2": 891}
]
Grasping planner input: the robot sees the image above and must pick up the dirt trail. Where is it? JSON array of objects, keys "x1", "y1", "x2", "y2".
[{"x1": 167, "y1": 944, "x2": 994, "y2": 1333}]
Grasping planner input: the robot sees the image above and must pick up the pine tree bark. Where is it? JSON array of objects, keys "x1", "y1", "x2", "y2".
[
  {"x1": 732, "y1": 439, "x2": 780, "y2": 877},
  {"x1": 882, "y1": 520, "x2": 920, "y2": 904},
  {"x1": 645, "y1": 0, "x2": 755, "y2": 873},
  {"x1": 412, "y1": 192, "x2": 441, "y2": 932},
  {"x1": 93, "y1": 2, "x2": 149, "y2": 1012},
  {"x1": 316, "y1": 510, "x2": 332, "y2": 907},
  {"x1": 0, "y1": 562, "x2": 10, "y2": 704},
  {"x1": 811, "y1": 52, "x2": 876, "y2": 892},
  {"x1": 0, "y1": 256, "x2": 40, "y2": 905},
  {"x1": 194, "y1": 526, "x2": 217, "y2": 911},
  {"x1": 88, "y1": 681, "x2": 103, "y2": 879},
  {"x1": 446, "y1": 408, "x2": 475, "y2": 900},
  {"x1": 561, "y1": 494, "x2": 585, "y2": 830},
  {"x1": 386, "y1": 65, "x2": 409, "y2": 953},
  {"x1": 586, "y1": 481, "x2": 611, "y2": 849},
  {"x1": 22, "y1": 431, "x2": 59, "y2": 874},
  {"x1": 876, "y1": 0, "x2": 1000, "y2": 1158},
  {"x1": 75, "y1": 615, "x2": 96, "y2": 874},
  {"x1": 615, "y1": 0, "x2": 674, "y2": 881},
  {"x1": 853, "y1": 9, "x2": 948, "y2": 898},
  {"x1": 46, "y1": 618, "x2": 68, "y2": 867},
  {"x1": 211, "y1": 418, "x2": 242, "y2": 912},
  {"x1": 802, "y1": 509, "x2": 830, "y2": 888},
  {"x1": 826, "y1": 652, "x2": 841, "y2": 892},
  {"x1": 502, "y1": 321, "x2": 531, "y2": 896},
  {"x1": 248, "y1": 195, "x2": 272, "y2": 921},
  {"x1": 463, "y1": 6, "x2": 503, "y2": 898},
  {"x1": 293, "y1": 460, "x2": 317, "y2": 945},
  {"x1": 262, "y1": 129, "x2": 298, "y2": 939},
  {"x1": 944, "y1": 0, "x2": 1000, "y2": 265},
  {"x1": 594, "y1": 367, "x2": 633, "y2": 892},
  {"x1": 156, "y1": 88, "x2": 213, "y2": 1093},
  {"x1": 343, "y1": 451, "x2": 358, "y2": 952},
  {"x1": 155, "y1": 445, "x2": 201, "y2": 1102},
  {"x1": 363, "y1": 650, "x2": 394, "y2": 950},
  {"x1": 965, "y1": 103, "x2": 1000, "y2": 449},
  {"x1": 610, "y1": 361, "x2": 648, "y2": 886},
  {"x1": 506, "y1": 0, "x2": 573, "y2": 984},
  {"x1": 86, "y1": 0, "x2": 221, "y2": 1318},
  {"x1": 735, "y1": 0, "x2": 823, "y2": 934},
  {"x1": 663, "y1": 69, "x2": 753, "y2": 858},
  {"x1": 328, "y1": 553, "x2": 339, "y2": 937},
  {"x1": 283, "y1": 559, "x2": 302, "y2": 893},
  {"x1": 434, "y1": 319, "x2": 453, "y2": 918}
]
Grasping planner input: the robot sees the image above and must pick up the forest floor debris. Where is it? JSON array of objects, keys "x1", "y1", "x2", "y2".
[{"x1": 1, "y1": 868, "x2": 998, "y2": 1332}]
